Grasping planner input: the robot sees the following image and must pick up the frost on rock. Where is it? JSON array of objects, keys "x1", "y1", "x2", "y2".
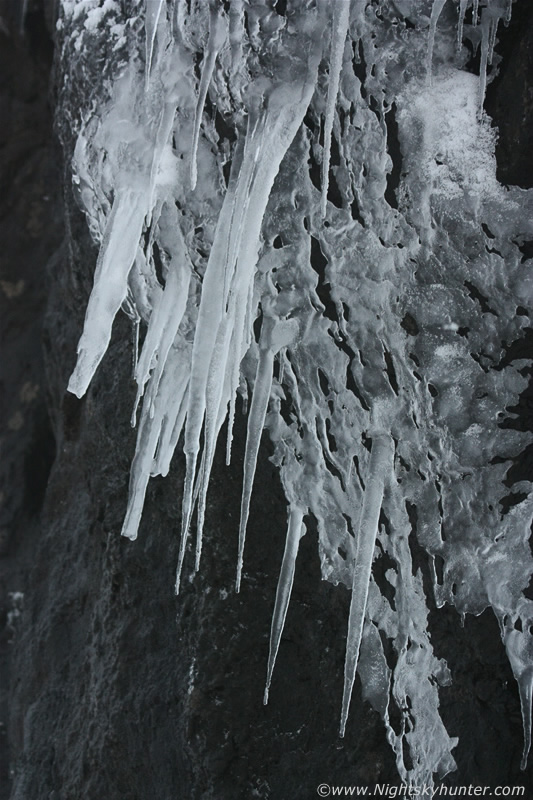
[{"x1": 59, "y1": 0, "x2": 533, "y2": 785}]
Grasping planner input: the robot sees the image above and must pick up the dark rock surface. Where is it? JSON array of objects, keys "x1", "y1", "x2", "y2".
[
  {"x1": 1, "y1": 2, "x2": 532, "y2": 799},
  {"x1": 0, "y1": 0, "x2": 60, "y2": 796},
  {"x1": 485, "y1": 0, "x2": 533, "y2": 189}
]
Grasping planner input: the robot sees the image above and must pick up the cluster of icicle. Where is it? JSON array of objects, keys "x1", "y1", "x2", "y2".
[{"x1": 60, "y1": 0, "x2": 533, "y2": 786}]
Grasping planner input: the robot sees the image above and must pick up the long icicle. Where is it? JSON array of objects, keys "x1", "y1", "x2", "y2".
[
  {"x1": 264, "y1": 506, "x2": 305, "y2": 704},
  {"x1": 121, "y1": 340, "x2": 188, "y2": 541},
  {"x1": 478, "y1": 8, "x2": 490, "y2": 115},
  {"x1": 226, "y1": 279, "x2": 255, "y2": 465},
  {"x1": 518, "y1": 671, "x2": 533, "y2": 771},
  {"x1": 236, "y1": 315, "x2": 298, "y2": 591},
  {"x1": 175, "y1": 451, "x2": 198, "y2": 593},
  {"x1": 340, "y1": 432, "x2": 393, "y2": 737},
  {"x1": 152, "y1": 370, "x2": 189, "y2": 477},
  {"x1": 68, "y1": 189, "x2": 146, "y2": 399},
  {"x1": 134, "y1": 209, "x2": 192, "y2": 411},
  {"x1": 321, "y1": 0, "x2": 350, "y2": 218},
  {"x1": 236, "y1": 344, "x2": 275, "y2": 592},
  {"x1": 181, "y1": 51, "x2": 321, "y2": 593},
  {"x1": 195, "y1": 317, "x2": 232, "y2": 572},
  {"x1": 190, "y1": 3, "x2": 227, "y2": 190},
  {"x1": 196, "y1": 276, "x2": 254, "y2": 569}
]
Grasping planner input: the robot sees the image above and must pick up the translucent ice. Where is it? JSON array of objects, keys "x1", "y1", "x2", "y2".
[{"x1": 61, "y1": 0, "x2": 533, "y2": 784}]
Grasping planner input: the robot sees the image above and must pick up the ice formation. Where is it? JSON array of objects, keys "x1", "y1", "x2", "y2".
[{"x1": 58, "y1": 0, "x2": 533, "y2": 785}]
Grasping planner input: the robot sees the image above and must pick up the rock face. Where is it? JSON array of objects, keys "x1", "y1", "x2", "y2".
[{"x1": 1, "y1": 2, "x2": 533, "y2": 799}]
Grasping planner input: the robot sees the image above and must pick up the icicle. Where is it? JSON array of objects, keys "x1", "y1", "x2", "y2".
[
  {"x1": 132, "y1": 317, "x2": 140, "y2": 377},
  {"x1": 506, "y1": 0, "x2": 513, "y2": 24},
  {"x1": 121, "y1": 340, "x2": 188, "y2": 541},
  {"x1": 236, "y1": 345, "x2": 275, "y2": 592},
  {"x1": 134, "y1": 255, "x2": 190, "y2": 405},
  {"x1": 487, "y1": 17, "x2": 499, "y2": 66},
  {"x1": 121, "y1": 401, "x2": 162, "y2": 541},
  {"x1": 264, "y1": 506, "x2": 305, "y2": 704},
  {"x1": 190, "y1": 4, "x2": 227, "y2": 190},
  {"x1": 321, "y1": 0, "x2": 350, "y2": 218},
  {"x1": 236, "y1": 317, "x2": 298, "y2": 591},
  {"x1": 194, "y1": 317, "x2": 233, "y2": 573},
  {"x1": 519, "y1": 673, "x2": 533, "y2": 770},
  {"x1": 182, "y1": 72, "x2": 319, "y2": 570},
  {"x1": 505, "y1": 626, "x2": 533, "y2": 771},
  {"x1": 68, "y1": 189, "x2": 146, "y2": 399},
  {"x1": 152, "y1": 372, "x2": 189, "y2": 477},
  {"x1": 133, "y1": 209, "x2": 192, "y2": 414},
  {"x1": 225, "y1": 280, "x2": 255, "y2": 466},
  {"x1": 426, "y1": 0, "x2": 447, "y2": 85},
  {"x1": 145, "y1": 0, "x2": 166, "y2": 88},
  {"x1": 181, "y1": 170, "x2": 249, "y2": 498},
  {"x1": 472, "y1": 0, "x2": 479, "y2": 27},
  {"x1": 457, "y1": 0, "x2": 468, "y2": 50},
  {"x1": 128, "y1": 247, "x2": 163, "y2": 330},
  {"x1": 340, "y1": 432, "x2": 393, "y2": 737},
  {"x1": 478, "y1": 8, "x2": 490, "y2": 115},
  {"x1": 504, "y1": 622, "x2": 533, "y2": 771},
  {"x1": 175, "y1": 451, "x2": 198, "y2": 593}
]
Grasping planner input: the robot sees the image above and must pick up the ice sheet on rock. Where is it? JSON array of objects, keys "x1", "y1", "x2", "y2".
[{"x1": 61, "y1": 0, "x2": 533, "y2": 784}]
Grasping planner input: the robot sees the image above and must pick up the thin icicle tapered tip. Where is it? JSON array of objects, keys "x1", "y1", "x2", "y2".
[
  {"x1": 340, "y1": 434, "x2": 393, "y2": 738},
  {"x1": 263, "y1": 506, "x2": 304, "y2": 708},
  {"x1": 175, "y1": 452, "x2": 198, "y2": 594}
]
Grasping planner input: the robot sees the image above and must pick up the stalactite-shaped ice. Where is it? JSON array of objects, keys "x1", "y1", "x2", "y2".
[
  {"x1": 133, "y1": 206, "x2": 192, "y2": 408},
  {"x1": 264, "y1": 506, "x2": 305, "y2": 704},
  {"x1": 68, "y1": 189, "x2": 147, "y2": 398},
  {"x1": 237, "y1": 317, "x2": 298, "y2": 591},
  {"x1": 178, "y1": 67, "x2": 321, "y2": 591},
  {"x1": 479, "y1": 8, "x2": 491, "y2": 114},
  {"x1": 190, "y1": 4, "x2": 227, "y2": 190},
  {"x1": 321, "y1": 0, "x2": 350, "y2": 217},
  {"x1": 340, "y1": 432, "x2": 393, "y2": 737},
  {"x1": 505, "y1": 612, "x2": 533, "y2": 770}
]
